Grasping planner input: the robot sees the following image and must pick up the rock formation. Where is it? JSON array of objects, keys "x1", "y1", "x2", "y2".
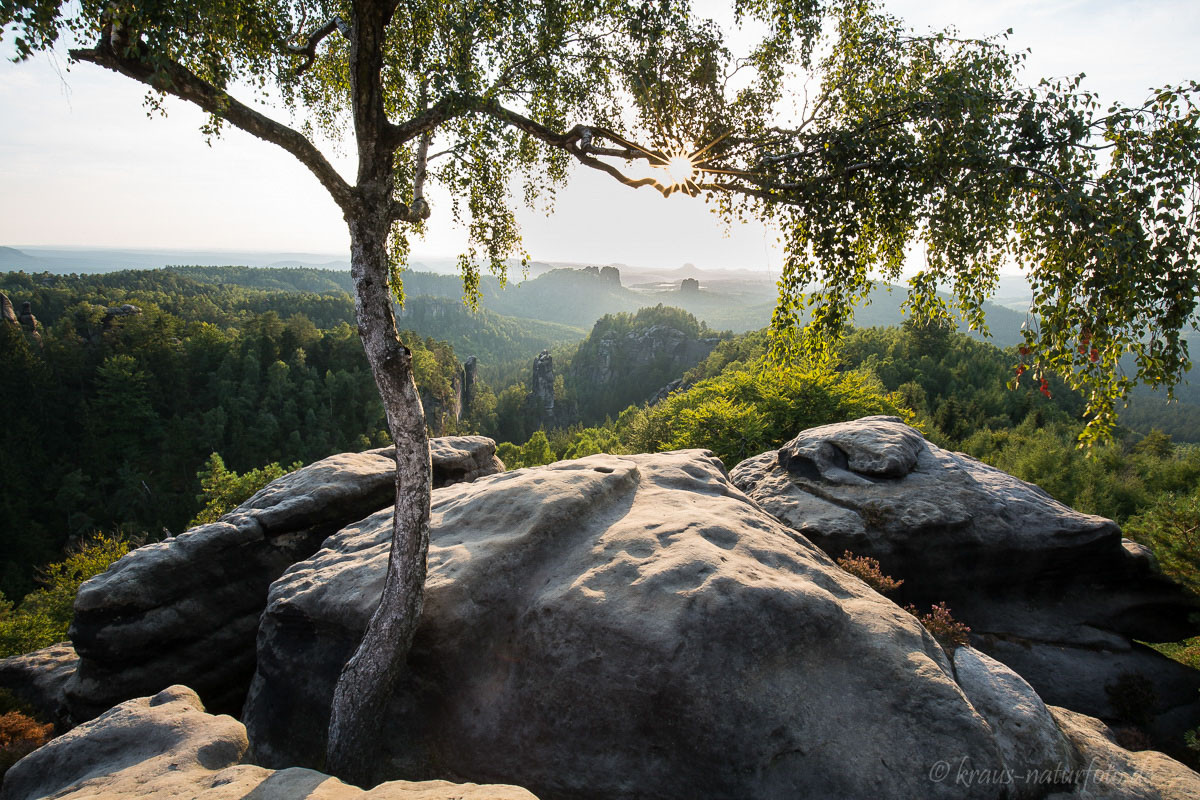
[
  {"x1": 5, "y1": 427, "x2": 1200, "y2": 799},
  {"x1": 730, "y1": 416, "x2": 1200, "y2": 743},
  {"x1": 0, "y1": 685, "x2": 536, "y2": 800},
  {"x1": 569, "y1": 324, "x2": 718, "y2": 404},
  {"x1": 0, "y1": 643, "x2": 76, "y2": 725},
  {"x1": 680, "y1": 277, "x2": 699, "y2": 293},
  {"x1": 241, "y1": 449, "x2": 1093, "y2": 798},
  {"x1": 102, "y1": 303, "x2": 142, "y2": 328},
  {"x1": 526, "y1": 349, "x2": 556, "y2": 412},
  {"x1": 1048, "y1": 705, "x2": 1200, "y2": 798},
  {"x1": 649, "y1": 376, "x2": 689, "y2": 405},
  {"x1": 0, "y1": 291, "x2": 18, "y2": 327},
  {"x1": 13, "y1": 300, "x2": 42, "y2": 346},
  {"x1": 523, "y1": 349, "x2": 573, "y2": 429},
  {"x1": 462, "y1": 355, "x2": 478, "y2": 409},
  {"x1": 580, "y1": 265, "x2": 620, "y2": 285},
  {"x1": 58, "y1": 437, "x2": 502, "y2": 722}
]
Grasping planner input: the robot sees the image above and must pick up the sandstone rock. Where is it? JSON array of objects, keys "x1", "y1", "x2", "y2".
[
  {"x1": 0, "y1": 291, "x2": 17, "y2": 326},
  {"x1": 680, "y1": 277, "x2": 700, "y2": 292},
  {"x1": 374, "y1": 435, "x2": 505, "y2": 487},
  {"x1": 102, "y1": 303, "x2": 142, "y2": 327},
  {"x1": 569, "y1": 320, "x2": 719, "y2": 410},
  {"x1": 953, "y1": 647, "x2": 1079, "y2": 799},
  {"x1": 63, "y1": 437, "x2": 503, "y2": 722},
  {"x1": 649, "y1": 376, "x2": 689, "y2": 405},
  {"x1": 462, "y1": 355, "x2": 478, "y2": 409},
  {"x1": 0, "y1": 642, "x2": 76, "y2": 726},
  {"x1": 246, "y1": 450, "x2": 1021, "y2": 799},
  {"x1": 0, "y1": 685, "x2": 536, "y2": 800},
  {"x1": 15, "y1": 300, "x2": 41, "y2": 346},
  {"x1": 526, "y1": 349, "x2": 557, "y2": 409},
  {"x1": 16, "y1": 301, "x2": 37, "y2": 332},
  {"x1": 730, "y1": 416, "x2": 1200, "y2": 741},
  {"x1": 1046, "y1": 705, "x2": 1200, "y2": 799}
]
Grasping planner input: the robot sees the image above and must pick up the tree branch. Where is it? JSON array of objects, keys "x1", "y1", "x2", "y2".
[
  {"x1": 478, "y1": 103, "x2": 671, "y2": 195},
  {"x1": 286, "y1": 15, "x2": 350, "y2": 77},
  {"x1": 389, "y1": 129, "x2": 433, "y2": 223},
  {"x1": 70, "y1": 41, "x2": 355, "y2": 212},
  {"x1": 383, "y1": 95, "x2": 463, "y2": 149}
]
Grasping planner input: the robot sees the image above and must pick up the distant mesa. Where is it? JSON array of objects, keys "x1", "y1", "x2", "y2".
[{"x1": 680, "y1": 277, "x2": 700, "y2": 293}]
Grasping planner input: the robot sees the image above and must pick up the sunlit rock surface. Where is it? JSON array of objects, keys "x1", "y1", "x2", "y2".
[{"x1": 0, "y1": 685, "x2": 536, "y2": 800}]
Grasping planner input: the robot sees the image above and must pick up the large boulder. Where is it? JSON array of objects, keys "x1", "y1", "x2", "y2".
[
  {"x1": 249, "y1": 449, "x2": 1039, "y2": 799},
  {"x1": 62, "y1": 437, "x2": 502, "y2": 722},
  {"x1": 730, "y1": 416, "x2": 1200, "y2": 742},
  {"x1": 0, "y1": 685, "x2": 536, "y2": 800}
]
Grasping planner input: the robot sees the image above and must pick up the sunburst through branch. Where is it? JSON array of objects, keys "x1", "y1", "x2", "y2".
[{"x1": 654, "y1": 132, "x2": 735, "y2": 195}]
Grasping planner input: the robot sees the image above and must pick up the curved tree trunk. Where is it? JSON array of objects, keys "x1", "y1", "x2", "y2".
[{"x1": 325, "y1": 211, "x2": 432, "y2": 784}]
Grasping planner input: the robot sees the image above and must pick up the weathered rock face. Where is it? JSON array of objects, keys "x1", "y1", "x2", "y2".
[
  {"x1": 680, "y1": 277, "x2": 700, "y2": 293},
  {"x1": 570, "y1": 324, "x2": 718, "y2": 399},
  {"x1": 62, "y1": 437, "x2": 503, "y2": 723},
  {"x1": 0, "y1": 685, "x2": 537, "y2": 800},
  {"x1": 102, "y1": 303, "x2": 142, "y2": 327},
  {"x1": 12, "y1": 299, "x2": 41, "y2": 346},
  {"x1": 0, "y1": 642, "x2": 77, "y2": 726},
  {"x1": 952, "y1": 648, "x2": 1079, "y2": 800},
  {"x1": 248, "y1": 449, "x2": 1048, "y2": 799},
  {"x1": 730, "y1": 416, "x2": 1200, "y2": 742},
  {"x1": 1048, "y1": 705, "x2": 1200, "y2": 800},
  {"x1": 0, "y1": 291, "x2": 17, "y2": 326},
  {"x1": 523, "y1": 349, "x2": 573, "y2": 430},
  {"x1": 526, "y1": 349, "x2": 556, "y2": 413},
  {"x1": 462, "y1": 355, "x2": 478, "y2": 409}
]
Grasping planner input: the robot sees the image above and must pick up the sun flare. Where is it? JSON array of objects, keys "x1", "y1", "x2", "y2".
[{"x1": 664, "y1": 153, "x2": 696, "y2": 188}]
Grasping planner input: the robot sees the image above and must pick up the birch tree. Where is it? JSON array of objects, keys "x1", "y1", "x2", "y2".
[{"x1": 5, "y1": 0, "x2": 1197, "y2": 784}]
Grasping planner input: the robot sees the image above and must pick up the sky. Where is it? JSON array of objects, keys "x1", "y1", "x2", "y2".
[{"x1": 1, "y1": 0, "x2": 1197, "y2": 271}]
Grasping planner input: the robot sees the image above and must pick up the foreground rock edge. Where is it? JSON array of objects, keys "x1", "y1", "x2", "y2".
[{"x1": 0, "y1": 685, "x2": 537, "y2": 800}]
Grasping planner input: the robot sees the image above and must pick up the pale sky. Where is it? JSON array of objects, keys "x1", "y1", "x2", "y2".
[{"x1": 1, "y1": 1, "x2": 1197, "y2": 270}]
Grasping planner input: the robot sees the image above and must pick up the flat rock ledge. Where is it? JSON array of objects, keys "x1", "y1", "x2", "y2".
[
  {"x1": 731, "y1": 416, "x2": 1200, "y2": 742},
  {"x1": 0, "y1": 685, "x2": 536, "y2": 800},
  {"x1": 47, "y1": 436, "x2": 502, "y2": 722}
]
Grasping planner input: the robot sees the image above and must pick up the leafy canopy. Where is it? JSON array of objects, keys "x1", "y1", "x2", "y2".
[{"x1": 4, "y1": 0, "x2": 1198, "y2": 443}]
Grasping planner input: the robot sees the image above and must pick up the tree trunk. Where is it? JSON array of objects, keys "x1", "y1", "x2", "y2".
[{"x1": 325, "y1": 211, "x2": 432, "y2": 785}]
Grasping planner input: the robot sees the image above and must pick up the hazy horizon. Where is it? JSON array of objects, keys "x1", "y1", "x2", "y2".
[{"x1": 3, "y1": 1, "x2": 1197, "y2": 269}]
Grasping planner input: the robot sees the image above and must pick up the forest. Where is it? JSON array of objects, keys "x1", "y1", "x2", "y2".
[{"x1": 3, "y1": 266, "x2": 1200, "y2": 691}]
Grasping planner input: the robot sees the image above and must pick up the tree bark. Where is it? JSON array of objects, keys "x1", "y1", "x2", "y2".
[{"x1": 325, "y1": 209, "x2": 432, "y2": 784}]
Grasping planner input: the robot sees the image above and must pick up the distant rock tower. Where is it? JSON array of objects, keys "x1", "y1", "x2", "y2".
[
  {"x1": 15, "y1": 300, "x2": 43, "y2": 347},
  {"x1": 600, "y1": 266, "x2": 621, "y2": 286},
  {"x1": 462, "y1": 355, "x2": 478, "y2": 409},
  {"x1": 680, "y1": 277, "x2": 700, "y2": 293},
  {"x1": 526, "y1": 350, "x2": 556, "y2": 414}
]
